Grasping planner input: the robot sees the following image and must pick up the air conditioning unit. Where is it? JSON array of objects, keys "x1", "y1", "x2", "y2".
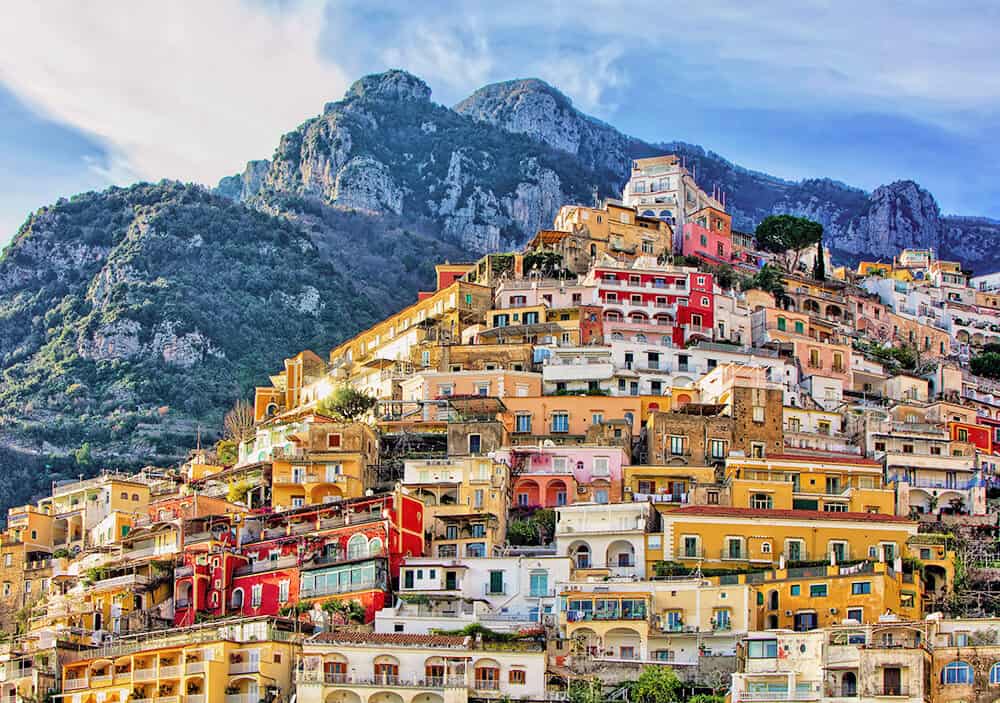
[
  {"x1": 830, "y1": 608, "x2": 839, "y2": 615},
  {"x1": 577, "y1": 486, "x2": 588, "y2": 494},
  {"x1": 784, "y1": 610, "x2": 793, "y2": 616}
]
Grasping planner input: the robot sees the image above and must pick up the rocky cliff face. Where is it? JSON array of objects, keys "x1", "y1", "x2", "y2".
[{"x1": 218, "y1": 70, "x2": 622, "y2": 254}]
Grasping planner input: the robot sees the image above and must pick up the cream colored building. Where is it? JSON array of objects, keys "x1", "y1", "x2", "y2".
[{"x1": 297, "y1": 631, "x2": 549, "y2": 703}]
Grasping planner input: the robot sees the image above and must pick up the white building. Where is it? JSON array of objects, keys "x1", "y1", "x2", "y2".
[
  {"x1": 375, "y1": 555, "x2": 571, "y2": 634},
  {"x1": 622, "y1": 155, "x2": 724, "y2": 232},
  {"x1": 298, "y1": 631, "x2": 550, "y2": 703},
  {"x1": 555, "y1": 502, "x2": 651, "y2": 579}
]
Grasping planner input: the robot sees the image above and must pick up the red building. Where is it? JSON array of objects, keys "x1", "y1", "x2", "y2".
[
  {"x1": 173, "y1": 515, "x2": 245, "y2": 626},
  {"x1": 173, "y1": 490, "x2": 425, "y2": 625},
  {"x1": 951, "y1": 420, "x2": 993, "y2": 454},
  {"x1": 593, "y1": 263, "x2": 714, "y2": 347}
]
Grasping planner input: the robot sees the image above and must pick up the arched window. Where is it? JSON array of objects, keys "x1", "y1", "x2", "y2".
[
  {"x1": 368, "y1": 537, "x2": 384, "y2": 556},
  {"x1": 942, "y1": 661, "x2": 973, "y2": 684},
  {"x1": 990, "y1": 663, "x2": 1000, "y2": 684},
  {"x1": 347, "y1": 534, "x2": 368, "y2": 560},
  {"x1": 230, "y1": 588, "x2": 244, "y2": 610}
]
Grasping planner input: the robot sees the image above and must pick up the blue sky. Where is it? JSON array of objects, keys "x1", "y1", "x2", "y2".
[{"x1": 2, "y1": 1, "x2": 998, "y2": 247}]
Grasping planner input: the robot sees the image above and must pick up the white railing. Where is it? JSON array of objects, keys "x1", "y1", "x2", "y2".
[
  {"x1": 133, "y1": 668, "x2": 157, "y2": 681},
  {"x1": 229, "y1": 661, "x2": 260, "y2": 675},
  {"x1": 158, "y1": 665, "x2": 182, "y2": 678},
  {"x1": 187, "y1": 696, "x2": 206, "y2": 703},
  {"x1": 63, "y1": 678, "x2": 89, "y2": 691},
  {"x1": 225, "y1": 695, "x2": 259, "y2": 703},
  {"x1": 90, "y1": 674, "x2": 112, "y2": 686},
  {"x1": 185, "y1": 661, "x2": 206, "y2": 674},
  {"x1": 735, "y1": 692, "x2": 820, "y2": 702}
]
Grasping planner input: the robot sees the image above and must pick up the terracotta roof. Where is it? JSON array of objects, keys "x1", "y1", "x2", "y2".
[
  {"x1": 667, "y1": 505, "x2": 913, "y2": 524},
  {"x1": 311, "y1": 631, "x2": 470, "y2": 648}
]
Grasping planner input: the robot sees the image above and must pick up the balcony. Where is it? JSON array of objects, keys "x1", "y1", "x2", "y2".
[
  {"x1": 475, "y1": 680, "x2": 502, "y2": 691},
  {"x1": 300, "y1": 579, "x2": 382, "y2": 599},
  {"x1": 734, "y1": 692, "x2": 820, "y2": 702},
  {"x1": 133, "y1": 668, "x2": 157, "y2": 681},
  {"x1": 187, "y1": 696, "x2": 206, "y2": 703},
  {"x1": 233, "y1": 554, "x2": 299, "y2": 576},
  {"x1": 185, "y1": 661, "x2": 206, "y2": 675},
  {"x1": 63, "y1": 678, "x2": 89, "y2": 691},
  {"x1": 158, "y1": 665, "x2": 182, "y2": 678},
  {"x1": 174, "y1": 564, "x2": 194, "y2": 578},
  {"x1": 90, "y1": 573, "x2": 150, "y2": 592},
  {"x1": 225, "y1": 695, "x2": 258, "y2": 703},
  {"x1": 631, "y1": 492, "x2": 687, "y2": 504},
  {"x1": 228, "y1": 660, "x2": 260, "y2": 675},
  {"x1": 297, "y1": 671, "x2": 463, "y2": 688},
  {"x1": 90, "y1": 674, "x2": 112, "y2": 686},
  {"x1": 873, "y1": 687, "x2": 908, "y2": 697}
]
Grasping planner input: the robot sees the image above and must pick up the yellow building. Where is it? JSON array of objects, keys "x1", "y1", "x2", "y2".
[
  {"x1": 655, "y1": 505, "x2": 918, "y2": 572},
  {"x1": 401, "y1": 456, "x2": 509, "y2": 559},
  {"x1": 38, "y1": 473, "x2": 150, "y2": 552},
  {"x1": 622, "y1": 464, "x2": 717, "y2": 505},
  {"x1": 562, "y1": 578, "x2": 752, "y2": 664},
  {"x1": 268, "y1": 419, "x2": 379, "y2": 510},
  {"x1": 724, "y1": 453, "x2": 895, "y2": 514},
  {"x1": 61, "y1": 617, "x2": 301, "y2": 703},
  {"x1": 748, "y1": 560, "x2": 922, "y2": 631}
]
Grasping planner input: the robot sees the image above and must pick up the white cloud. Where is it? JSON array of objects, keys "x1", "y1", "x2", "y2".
[{"x1": 0, "y1": 1, "x2": 348, "y2": 186}]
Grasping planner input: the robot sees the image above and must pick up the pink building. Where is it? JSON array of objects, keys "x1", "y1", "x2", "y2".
[
  {"x1": 495, "y1": 445, "x2": 628, "y2": 508},
  {"x1": 681, "y1": 207, "x2": 733, "y2": 265}
]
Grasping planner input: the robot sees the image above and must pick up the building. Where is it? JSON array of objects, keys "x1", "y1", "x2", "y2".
[
  {"x1": 555, "y1": 502, "x2": 653, "y2": 579},
  {"x1": 61, "y1": 617, "x2": 302, "y2": 703},
  {"x1": 681, "y1": 207, "x2": 733, "y2": 265},
  {"x1": 622, "y1": 154, "x2": 725, "y2": 233},
  {"x1": 377, "y1": 554, "x2": 571, "y2": 634},
  {"x1": 297, "y1": 631, "x2": 549, "y2": 703},
  {"x1": 494, "y1": 444, "x2": 629, "y2": 508},
  {"x1": 656, "y1": 505, "x2": 917, "y2": 571},
  {"x1": 400, "y1": 456, "x2": 508, "y2": 558}
]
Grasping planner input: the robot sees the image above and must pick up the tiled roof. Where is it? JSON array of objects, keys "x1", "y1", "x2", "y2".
[
  {"x1": 311, "y1": 631, "x2": 470, "y2": 648},
  {"x1": 668, "y1": 505, "x2": 913, "y2": 524}
]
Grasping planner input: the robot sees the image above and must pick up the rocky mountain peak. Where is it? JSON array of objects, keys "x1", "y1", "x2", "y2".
[
  {"x1": 455, "y1": 77, "x2": 630, "y2": 178},
  {"x1": 345, "y1": 69, "x2": 432, "y2": 103}
]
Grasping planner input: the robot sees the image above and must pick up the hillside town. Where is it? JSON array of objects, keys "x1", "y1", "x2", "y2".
[{"x1": 6, "y1": 153, "x2": 1000, "y2": 703}]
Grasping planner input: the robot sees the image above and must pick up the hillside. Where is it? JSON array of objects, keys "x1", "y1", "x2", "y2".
[{"x1": 2, "y1": 68, "x2": 1000, "y2": 511}]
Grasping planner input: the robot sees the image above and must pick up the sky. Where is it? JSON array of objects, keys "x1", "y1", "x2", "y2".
[{"x1": 1, "y1": 0, "x2": 999, "y2": 247}]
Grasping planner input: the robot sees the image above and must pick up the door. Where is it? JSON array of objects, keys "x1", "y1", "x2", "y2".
[
  {"x1": 883, "y1": 667, "x2": 901, "y2": 696},
  {"x1": 794, "y1": 612, "x2": 818, "y2": 632},
  {"x1": 404, "y1": 570, "x2": 415, "y2": 589},
  {"x1": 445, "y1": 571, "x2": 457, "y2": 590}
]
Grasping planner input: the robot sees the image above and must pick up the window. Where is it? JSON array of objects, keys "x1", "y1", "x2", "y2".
[
  {"x1": 710, "y1": 439, "x2": 726, "y2": 459},
  {"x1": 707, "y1": 491, "x2": 719, "y2": 505},
  {"x1": 752, "y1": 406, "x2": 765, "y2": 423},
  {"x1": 529, "y1": 571, "x2": 549, "y2": 597},
  {"x1": 515, "y1": 414, "x2": 531, "y2": 433},
  {"x1": 990, "y1": 663, "x2": 1000, "y2": 684},
  {"x1": 751, "y1": 493, "x2": 773, "y2": 510},
  {"x1": 669, "y1": 435, "x2": 685, "y2": 456},
  {"x1": 941, "y1": 661, "x2": 973, "y2": 685},
  {"x1": 488, "y1": 570, "x2": 505, "y2": 595},
  {"x1": 747, "y1": 639, "x2": 778, "y2": 658},
  {"x1": 750, "y1": 442, "x2": 765, "y2": 458},
  {"x1": 725, "y1": 537, "x2": 743, "y2": 560},
  {"x1": 794, "y1": 320, "x2": 805, "y2": 334},
  {"x1": 809, "y1": 584, "x2": 828, "y2": 597},
  {"x1": 847, "y1": 607, "x2": 863, "y2": 623},
  {"x1": 777, "y1": 317, "x2": 786, "y2": 331},
  {"x1": 278, "y1": 580, "x2": 290, "y2": 603},
  {"x1": 469, "y1": 434, "x2": 482, "y2": 454},
  {"x1": 683, "y1": 536, "x2": 700, "y2": 558},
  {"x1": 790, "y1": 585, "x2": 800, "y2": 596},
  {"x1": 251, "y1": 583, "x2": 263, "y2": 608},
  {"x1": 509, "y1": 670, "x2": 526, "y2": 685},
  {"x1": 592, "y1": 457, "x2": 609, "y2": 476},
  {"x1": 474, "y1": 489, "x2": 484, "y2": 509},
  {"x1": 552, "y1": 412, "x2": 569, "y2": 433},
  {"x1": 830, "y1": 542, "x2": 848, "y2": 562},
  {"x1": 327, "y1": 433, "x2": 342, "y2": 449},
  {"x1": 594, "y1": 489, "x2": 609, "y2": 504},
  {"x1": 591, "y1": 412, "x2": 603, "y2": 425},
  {"x1": 851, "y1": 582, "x2": 871, "y2": 595}
]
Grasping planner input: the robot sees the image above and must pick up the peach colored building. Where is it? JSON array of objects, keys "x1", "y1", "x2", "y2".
[
  {"x1": 501, "y1": 395, "x2": 650, "y2": 442},
  {"x1": 399, "y1": 369, "x2": 542, "y2": 401}
]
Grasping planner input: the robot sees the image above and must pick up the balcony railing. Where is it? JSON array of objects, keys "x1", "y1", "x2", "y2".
[
  {"x1": 90, "y1": 674, "x2": 112, "y2": 686},
  {"x1": 228, "y1": 661, "x2": 260, "y2": 675},
  {"x1": 233, "y1": 554, "x2": 299, "y2": 576},
  {"x1": 225, "y1": 695, "x2": 258, "y2": 703},
  {"x1": 873, "y1": 687, "x2": 908, "y2": 697},
  {"x1": 133, "y1": 668, "x2": 157, "y2": 681},
  {"x1": 158, "y1": 665, "x2": 182, "y2": 678},
  {"x1": 300, "y1": 579, "x2": 382, "y2": 598},
  {"x1": 63, "y1": 678, "x2": 89, "y2": 691},
  {"x1": 475, "y1": 680, "x2": 501, "y2": 691},
  {"x1": 297, "y1": 671, "x2": 465, "y2": 688},
  {"x1": 185, "y1": 661, "x2": 206, "y2": 674},
  {"x1": 735, "y1": 692, "x2": 819, "y2": 702}
]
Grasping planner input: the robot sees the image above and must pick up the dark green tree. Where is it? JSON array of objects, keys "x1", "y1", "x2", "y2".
[
  {"x1": 812, "y1": 238, "x2": 826, "y2": 281},
  {"x1": 755, "y1": 215, "x2": 823, "y2": 273},
  {"x1": 971, "y1": 351, "x2": 1000, "y2": 379},
  {"x1": 317, "y1": 385, "x2": 377, "y2": 422}
]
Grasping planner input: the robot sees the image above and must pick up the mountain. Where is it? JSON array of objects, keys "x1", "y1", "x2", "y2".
[
  {"x1": 218, "y1": 70, "x2": 624, "y2": 255},
  {"x1": 2, "y1": 68, "x2": 1000, "y2": 511},
  {"x1": 454, "y1": 79, "x2": 1000, "y2": 268},
  {"x1": 0, "y1": 181, "x2": 387, "y2": 507}
]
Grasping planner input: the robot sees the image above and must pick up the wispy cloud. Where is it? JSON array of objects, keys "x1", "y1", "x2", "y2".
[{"x1": 0, "y1": 1, "x2": 348, "y2": 185}]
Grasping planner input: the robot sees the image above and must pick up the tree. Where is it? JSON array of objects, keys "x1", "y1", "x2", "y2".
[
  {"x1": 755, "y1": 215, "x2": 823, "y2": 273},
  {"x1": 630, "y1": 665, "x2": 682, "y2": 703},
  {"x1": 812, "y1": 238, "x2": 826, "y2": 281},
  {"x1": 73, "y1": 442, "x2": 93, "y2": 468},
  {"x1": 567, "y1": 678, "x2": 605, "y2": 703},
  {"x1": 223, "y1": 400, "x2": 255, "y2": 444},
  {"x1": 215, "y1": 439, "x2": 238, "y2": 466},
  {"x1": 971, "y1": 350, "x2": 1000, "y2": 379},
  {"x1": 317, "y1": 385, "x2": 377, "y2": 422},
  {"x1": 743, "y1": 265, "x2": 786, "y2": 304}
]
